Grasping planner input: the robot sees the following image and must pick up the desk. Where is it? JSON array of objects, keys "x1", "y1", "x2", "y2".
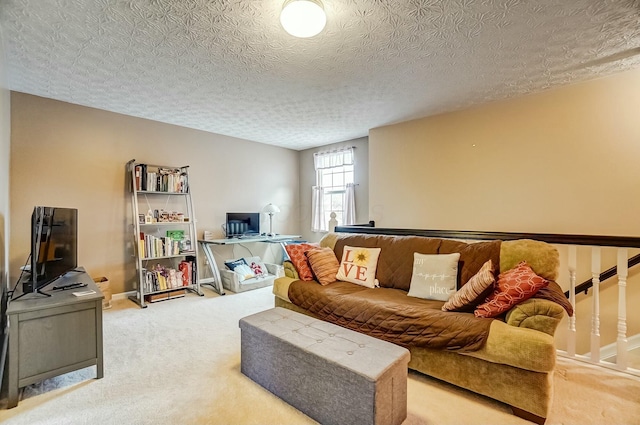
[
  {"x1": 198, "y1": 234, "x2": 301, "y2": 295},
  {"x1": 5, "y1": 269, "x2": 104, "y2": 408}
]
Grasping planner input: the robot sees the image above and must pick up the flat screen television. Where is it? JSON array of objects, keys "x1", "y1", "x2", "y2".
[
  {"x1": 226, "y1": 212, "x2": 260, "y2": 238},
  {"x1": 24, "y1": 206, "x2": 78, "y2": 294}
]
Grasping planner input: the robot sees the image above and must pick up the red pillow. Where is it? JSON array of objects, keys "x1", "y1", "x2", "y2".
[
  {"x1": 285, "y1": 243, "x2": 319, "y2": 281},
  {"x1": 474, "y1": 261, "x2": 549, "y2": 318}
]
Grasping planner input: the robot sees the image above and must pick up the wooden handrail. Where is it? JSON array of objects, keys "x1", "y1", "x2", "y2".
[
  {"x1": 333, "y1": 226, "x2": 640, "y2": 248},
  {"x1": 333, "y1": 226, "x2": 640, "y2": 298},
  {"x1": 564, "y1": 253, "x2": 640, "y2": 297}
]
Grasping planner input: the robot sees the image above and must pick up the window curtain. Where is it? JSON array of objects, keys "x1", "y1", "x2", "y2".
[
  {"x1": 313, "y1": 147, "x2": 354, "y2": 169},
  {"x1": 311, "y1": 185, "x2": 325, "y2": 232},
  {"x1": 344, "y1": 183, "x2": 356, "y2": 226}
]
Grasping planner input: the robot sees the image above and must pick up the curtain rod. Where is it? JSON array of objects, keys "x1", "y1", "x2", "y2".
[{"x1": 314, "y1": 146, "x2": 356, "y2": 155}]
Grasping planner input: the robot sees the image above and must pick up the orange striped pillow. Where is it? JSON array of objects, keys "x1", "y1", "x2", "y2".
[
  {"x1": 306, "y1": 247, "x2": 340, "y2": 286},
  {"x1": 442, "y1": 260, "x2": 495, "y2": 312}
]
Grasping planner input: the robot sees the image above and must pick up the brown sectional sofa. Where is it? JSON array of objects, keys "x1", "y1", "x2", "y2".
[{"x1": 272, "y1": 232, "x2": 571, "y2": 424}]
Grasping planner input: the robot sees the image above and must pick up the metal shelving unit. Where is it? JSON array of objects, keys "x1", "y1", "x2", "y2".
[{"x1": 127, "y1": 159, "x2": 203, "y2": 308}]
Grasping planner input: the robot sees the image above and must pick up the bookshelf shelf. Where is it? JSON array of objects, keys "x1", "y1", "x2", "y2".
[
  {"x1": 139, "y1": 222, "x2": 190, "y2": 226},
  {"x1": 140, "y1": 252, "x2": 196, "y2": 260},
  {"x1": 144, "y1": 285, "x2": 198, "y2": 296},
  {"x1": 135, "y1": 190, "x2": 189, "y2": 195},
  {"x1": 127, "y1": 159, "x2": 203, "y2": 308}
]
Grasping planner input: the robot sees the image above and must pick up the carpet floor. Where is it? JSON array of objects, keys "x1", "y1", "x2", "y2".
[{"x1": 1, "y1": 286, "x2": 639, "y2": 424}]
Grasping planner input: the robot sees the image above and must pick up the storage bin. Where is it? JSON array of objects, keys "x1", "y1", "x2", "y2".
[{"x1": 93, "y1": 276, "x2": 112, "y2": 309}]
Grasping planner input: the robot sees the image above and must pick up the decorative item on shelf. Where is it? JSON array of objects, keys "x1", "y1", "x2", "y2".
[
  {"x1": 262, "y1": 203, "x2": 281, "y2": 237},
  {"x1": 166, "y1": 230, "x2": 185, "y2": 241},
  {"x1": 159, "y1": 210, "x2": 170, "y2": 222},
  {"x1": 180, "y1": 237, "x2": 192, "y2": 252},
  {"x1": 280, "y1": 0, "x2": 326, "y2": 38}
]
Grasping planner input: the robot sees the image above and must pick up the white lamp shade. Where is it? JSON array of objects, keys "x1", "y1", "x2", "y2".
[
  {"x1": 280, "y1": 0, "x2": 327, "y2": 38},
  {"x1": 262, "y1": 203, "x2": 281, "y2": 214}
]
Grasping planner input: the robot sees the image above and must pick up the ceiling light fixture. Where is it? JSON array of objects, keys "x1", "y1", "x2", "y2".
[{"x1": 280, "y1": 0, "x2": 327, "y2": 38}]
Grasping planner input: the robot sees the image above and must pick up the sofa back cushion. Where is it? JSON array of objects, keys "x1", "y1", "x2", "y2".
[
  {"x1": 333, "y1": 234, "x2": 502, "y2": 292},
  {"x1": 334, "y1": 234, "x2": 441, "y2": 291},
  {"x1": 439, "y1": 239, "x2": 502, "y2": 287},
  {"x1": 500, "y1": 239, "x2": 559, "y2": 281}
]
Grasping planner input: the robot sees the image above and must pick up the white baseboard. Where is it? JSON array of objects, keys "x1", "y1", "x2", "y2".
[
  {"x1": 112, "y1": 291, "x2": 136, "y2": 301},
  {"x1": 595, "y1": 334, "x2": 640, "y2": 360}
]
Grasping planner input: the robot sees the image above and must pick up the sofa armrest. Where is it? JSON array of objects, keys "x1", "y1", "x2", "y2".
[
  {"x1": 505, "y1": 298, "x2": 565, "y2": 336},
  {"x1": 283, "y1": 260, "x2": 299, "y2": 279},
  {"x1": 464, "y1": 320, "x2": 557, "y2": 372},
  {"x1": 273, "y1": 276, "x2": 297, "y2": 303},
  {"x1": 264, "y1": 263, "x2": 284, "y2": 278}
]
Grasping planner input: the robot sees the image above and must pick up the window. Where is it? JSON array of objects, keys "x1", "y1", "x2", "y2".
[{"x1": 312, "y1": 147, "x2": 356, "y2": 232}]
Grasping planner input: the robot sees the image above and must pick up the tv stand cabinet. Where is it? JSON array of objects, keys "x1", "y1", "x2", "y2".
[{"x1": 5, "y1": 269, "x2": 103, "y2": 408}]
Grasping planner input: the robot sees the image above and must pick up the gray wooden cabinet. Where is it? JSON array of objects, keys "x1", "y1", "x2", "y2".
[{"x1": 5, "y1": 270, "x2": 103, "y2": 408}]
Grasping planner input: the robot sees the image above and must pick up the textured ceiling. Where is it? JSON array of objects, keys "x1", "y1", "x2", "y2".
[{"x1": 1, "y1": 0, "x2": 640, "y2": 150}]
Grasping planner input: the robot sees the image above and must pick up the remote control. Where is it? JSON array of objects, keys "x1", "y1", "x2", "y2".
[{"x1": 53, "y1": 282, "x2": 87, "y2": 291}]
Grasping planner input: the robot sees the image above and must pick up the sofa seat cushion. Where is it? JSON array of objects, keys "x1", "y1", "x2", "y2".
[{"x1": 287, "y1": 280, "x2": 493, "y2": 352}]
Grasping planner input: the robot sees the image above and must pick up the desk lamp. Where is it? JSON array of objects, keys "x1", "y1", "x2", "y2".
[{"x1": 262, "y1": 203, "x2": 280, "y2": 237}]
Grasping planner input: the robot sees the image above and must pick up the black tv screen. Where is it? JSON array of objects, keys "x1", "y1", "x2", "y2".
[{"x1": 29, "y1": 206, "x2": 78, "y2": 291}]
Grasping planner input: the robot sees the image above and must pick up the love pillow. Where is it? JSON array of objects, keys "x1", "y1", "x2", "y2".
[{"x1": 335, "y1": 246, "x2": 381, "y2": 288}]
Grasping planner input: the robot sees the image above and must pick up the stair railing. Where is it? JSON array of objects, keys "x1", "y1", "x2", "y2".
[{"x1": 565, "y1": 253, "x2": 640, "y2": 297}]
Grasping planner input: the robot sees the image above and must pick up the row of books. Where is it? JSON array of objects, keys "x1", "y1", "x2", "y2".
[
  {"x1": 134, "y1": 164, "x2": 188, "y2": 193},
  {"x1": 139, "y1": 232, "x2": 181, "y2": 258},
  {"x1": 143, "y1": 260, "x2": 196, "y2": 293}
]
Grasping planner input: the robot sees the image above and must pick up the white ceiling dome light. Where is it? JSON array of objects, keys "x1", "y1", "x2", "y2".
[{"x1": 280, "y1": 0, "x2": 327, "y2": 38}]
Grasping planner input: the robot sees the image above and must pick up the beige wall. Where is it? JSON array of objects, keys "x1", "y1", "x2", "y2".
[
  {"x1": 1, "y1": 24, "x2": 10, "y2": 302},
  {"x1": 1, "y1": 21, "x2": 10, "y2": 382},
  {"x1": 298, "y1": 138, "x2": 369, "y2": 243},
  {"x1": 369, "y1": 68, "x2": 640, "y2": 354},
  {"x1": 370, "y1": 68, "x2": 640, "y2": 236},
  {"x1": 9, "y1": 93, "x2": 300, "y2": 295}
]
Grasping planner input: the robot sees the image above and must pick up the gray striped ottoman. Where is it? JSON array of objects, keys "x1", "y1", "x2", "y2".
[{"x1": 239, "y1": 307, "x2": 410, "y2": 425}]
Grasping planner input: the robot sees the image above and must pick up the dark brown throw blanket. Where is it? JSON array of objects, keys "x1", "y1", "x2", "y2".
[{"x1": 288, "y1": 280, "x2": 493, "y2": 352}]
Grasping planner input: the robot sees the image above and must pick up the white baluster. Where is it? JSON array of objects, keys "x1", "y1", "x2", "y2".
[
  {"x1": 616, "y1": 248, "x2": 628, "y2": 370},
  {"x1": 567, "y1": 245, "x2": 577, "y2": 357},
  {"x1": 590, "y1": 247, "x2": 601, "y2": 362}
]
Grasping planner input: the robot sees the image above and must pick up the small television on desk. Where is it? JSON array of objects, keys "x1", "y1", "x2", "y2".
[
  {"x1": 226, "y1": 212, "x2": 260, "y2": 238},
  {"x1": 23, "y1": 206, "x2": 78, "y2": 296}
]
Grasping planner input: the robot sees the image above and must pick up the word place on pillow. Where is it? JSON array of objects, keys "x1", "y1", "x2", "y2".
[{"x1": 407, "y1": 252, "x2": 460, "y2": 301}]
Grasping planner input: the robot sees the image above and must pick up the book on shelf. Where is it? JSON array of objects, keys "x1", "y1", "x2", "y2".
[
  {"x1": 134, "y1": 163, "x2": 188, "y2": 193},
  {"x1": 142, "y1": 259, "x2": 196, "y2": 293},
  {"x1": 139, "y1": 232, "x2": 180, "y2": 258},
  {"x1": 134, "y1": 165, "x2": 142, "y2": 191}
]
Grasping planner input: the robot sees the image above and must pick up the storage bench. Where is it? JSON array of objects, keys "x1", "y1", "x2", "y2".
[{"x1": 239, "y1": 307, "x2": 410, "y2": 425}]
